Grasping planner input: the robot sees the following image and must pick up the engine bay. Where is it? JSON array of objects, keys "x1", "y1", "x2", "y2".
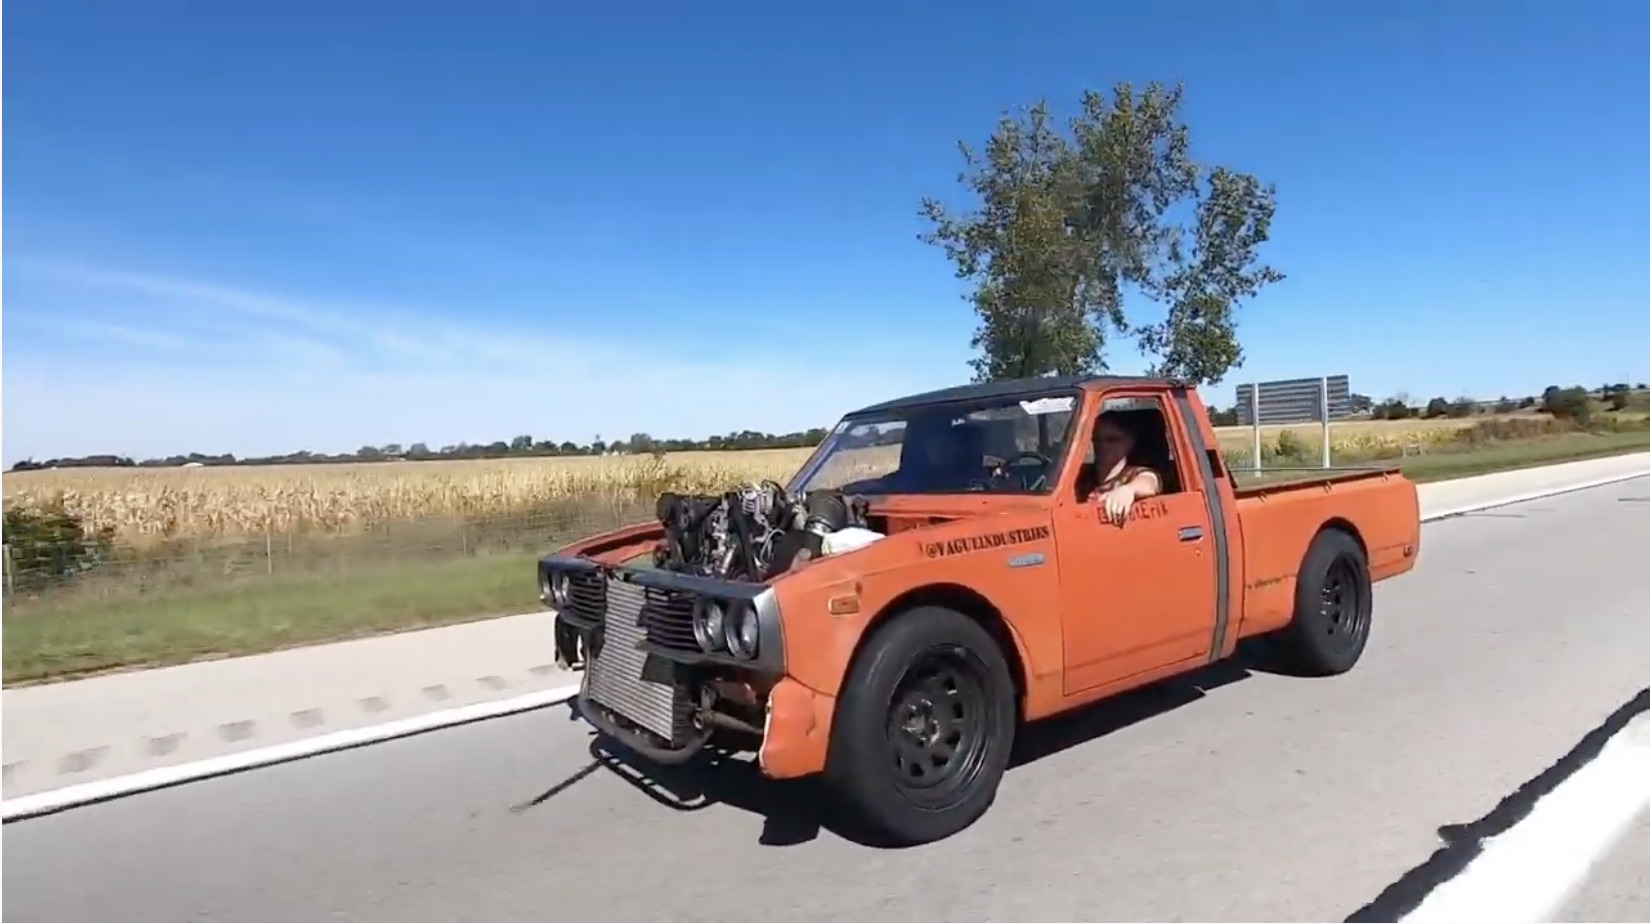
[{"x1": 652, "y1": 482, "x2": 883, "y2": 581}]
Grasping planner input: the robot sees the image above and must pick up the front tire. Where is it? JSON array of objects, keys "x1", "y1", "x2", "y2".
[
  {"x1": 1276, "y1": 527, "x2": 1373, "y2": 676},
  {"x1": 823, "y1": 605, "x2": 1017, "y2": 846}
]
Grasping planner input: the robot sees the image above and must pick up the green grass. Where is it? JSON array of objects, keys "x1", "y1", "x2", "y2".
[
  {"x1": 1395, "y1": 429, "x2": 1650, "y2": 480},
  {"x1": 1232, "y1": 428, "x2": 1650, "y2": 487},
  {"x1": 3, "y1": 552, "x2": 537, "y2": 684},
  {"x1": 6, "y1": 430, "x2": 1649, "y2": 686}
]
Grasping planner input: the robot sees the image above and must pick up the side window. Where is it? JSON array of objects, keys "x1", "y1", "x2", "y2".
[{"x1": 1083, "y1": 395, "x2": 1188, "y2": 497}]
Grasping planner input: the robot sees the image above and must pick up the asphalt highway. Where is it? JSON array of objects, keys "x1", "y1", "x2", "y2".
[
  {"x1": 1560, "y1": 808, "x2": 1650, "y2": 922},
  {"x1": 6, "y1": 480, "x2": 1650, "y2": 923}
]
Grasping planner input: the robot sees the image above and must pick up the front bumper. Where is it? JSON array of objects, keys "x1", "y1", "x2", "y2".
[
  {"x1": 573, "y1": 675, "x2": 834, "y2": 778},
  {"x1": 756, "y1": 677, "x2": 835, "y2": 779}
]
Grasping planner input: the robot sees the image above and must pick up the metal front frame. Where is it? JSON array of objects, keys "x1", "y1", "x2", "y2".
[{"x1": 538, "y1": 554, "x2": 787, "y2": 676}]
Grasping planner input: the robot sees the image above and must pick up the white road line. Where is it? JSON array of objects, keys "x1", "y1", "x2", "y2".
[
  {"x1": 1424, "y1": 468, "x2": 1650, "y2": 521},
  {"x1": 1, "y1": 683, "x2": 583, "y2": 822},
  {"x1": 1400, "y1": 715, "x2": 1650, "y2": 924},
  {"x1": 3, "y1": 465, "x2": 1647, "y2": 823}
]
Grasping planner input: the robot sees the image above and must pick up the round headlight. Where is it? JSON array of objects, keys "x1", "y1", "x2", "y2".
[
  {"x1": 693, "y1": 600, "x2": 726, "y2": 652},
  {"x1": 550, "y1": 573, "x2": 571, "y2": 607},
  {"x1": 725, "y1": 603, "x2": 759, "y2": 660}
]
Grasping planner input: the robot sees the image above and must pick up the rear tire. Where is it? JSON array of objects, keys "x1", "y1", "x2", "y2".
[
  {"x1": 823, "y1": 605, "x2": 1017, "y2": 847},
  {"x1": 1276, "y1": 528, "x2": 1373, "y2": 676}
]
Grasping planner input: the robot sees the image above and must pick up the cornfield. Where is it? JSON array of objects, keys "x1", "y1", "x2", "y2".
[{"x1": 0, "y1": 417, "x2": 1527, "y2": 545}]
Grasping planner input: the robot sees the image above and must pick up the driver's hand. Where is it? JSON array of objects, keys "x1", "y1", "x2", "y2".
[{"x1": 1100, "y1": 485, "x2": 1136, "y2": 525}]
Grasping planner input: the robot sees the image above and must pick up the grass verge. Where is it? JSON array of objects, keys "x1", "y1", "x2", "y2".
[{"x1": 6, "y1": 432, "x2": 1650, "y2": 685}]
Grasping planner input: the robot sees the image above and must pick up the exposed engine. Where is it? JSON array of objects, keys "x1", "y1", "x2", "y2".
[{"x1": 653, "y1": 481, "x2": 873, "y2": 580}]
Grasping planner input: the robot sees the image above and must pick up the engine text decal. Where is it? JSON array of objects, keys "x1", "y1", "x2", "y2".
[{"x1": 923, "y1": 524, "x2": 1051, "y2": 559}]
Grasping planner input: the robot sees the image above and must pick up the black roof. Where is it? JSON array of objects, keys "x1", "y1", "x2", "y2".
[{"x1": 845, "y1": 374, "x2": 1175, "y2": 417}]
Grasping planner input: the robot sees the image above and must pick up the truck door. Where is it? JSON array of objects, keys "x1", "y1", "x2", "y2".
[{"x1": 1056, "y1": 393, "x2": 1221, "y2": 696}]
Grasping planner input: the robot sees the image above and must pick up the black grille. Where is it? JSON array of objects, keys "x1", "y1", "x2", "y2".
[
  {"x1": 641, "y1": 589, "x2": 699, "y2": 653},
  {"x1": 565, "y1": 571, "x2": 607, "y2": 623}
]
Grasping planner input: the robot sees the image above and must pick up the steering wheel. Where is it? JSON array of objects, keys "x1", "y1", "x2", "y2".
[
  {"x1": 989, "y1": 451, "x2": 1054, "y2": 491},
  {"x1": 1008, "y1": 451, "x2": 1054, "y2": 469}
]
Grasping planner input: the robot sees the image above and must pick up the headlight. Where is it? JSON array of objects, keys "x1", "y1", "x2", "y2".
[
  {"x1": 539, "y1": 568, "x2": 555, "y2": 603},
  {"x1": 692, "y1": 599, "x2": 726, "y2": 652},
  {"x1": 725, "y1": 602, "x2": 759, "y2": 660},
  {"x1": 550, "y1": 573, "x2": 571, "y2": 607}
]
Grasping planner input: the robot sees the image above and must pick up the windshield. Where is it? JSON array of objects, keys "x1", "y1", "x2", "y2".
[{"x1": 788, "y1": 391, "x2": 1081, "y2": 496}]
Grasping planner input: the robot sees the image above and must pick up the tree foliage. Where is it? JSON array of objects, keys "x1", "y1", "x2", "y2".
[
  {"x1": 3, "y1": 499, "x2": 116, "y2": 591},
  {"x1": 920, "y1": 82, "x2": 1284, "y2": 385}
]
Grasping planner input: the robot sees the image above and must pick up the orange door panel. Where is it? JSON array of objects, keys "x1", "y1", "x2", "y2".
[{"x1": 1056, "y1": 490, "x2": 1219, "y2": 695}]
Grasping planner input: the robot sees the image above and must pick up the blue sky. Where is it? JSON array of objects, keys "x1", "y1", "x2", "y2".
[{"x1": 5, "y1": 0, "x2": 1647, "y2": 465}]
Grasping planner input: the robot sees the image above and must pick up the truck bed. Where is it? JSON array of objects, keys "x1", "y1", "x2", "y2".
[{"x1": 1228, "y1": 464, "x2": 1421, "y2": 642}]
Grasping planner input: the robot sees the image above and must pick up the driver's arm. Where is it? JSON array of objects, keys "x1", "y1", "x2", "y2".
[
  {"x1": 1093, "y1": 465, "x2": 1163, "y2": 525},
  {"x1": 1125, "y1": 467, "x2": 1163, "y2": 499},
  {"x1": 1088, "y1": 465, "x2": 1162, "y2": 502}
]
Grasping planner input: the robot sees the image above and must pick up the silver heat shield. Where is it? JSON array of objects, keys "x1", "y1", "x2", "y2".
[{"x1": 580, "y1": 578, "x2": 688, "y2": 742}]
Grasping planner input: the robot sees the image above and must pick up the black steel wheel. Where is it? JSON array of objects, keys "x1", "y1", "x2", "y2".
[
  {"x1": 1278, "y1": 527, "x2": 1373, "y2": 676},
  {"x1": 1318, "y1": 556, "x2": 1369, "y2": 656},
  {"x1": 824, "y1": 605, "x2": 1017, "y2": 846},
  {"x1": 885, "y1": 645, "x2": 994, "y2": 807}
]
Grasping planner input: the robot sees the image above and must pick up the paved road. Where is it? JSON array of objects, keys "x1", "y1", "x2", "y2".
[
  {"x1": 1557, "y1": 734, "x2": 1650, "y2": 923},
  {"x1": 5, "y1": 480, "x2": 1649, "y2": 923}
]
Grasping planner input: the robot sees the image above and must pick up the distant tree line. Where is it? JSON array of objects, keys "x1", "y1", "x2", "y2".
[
  {"x1": 1360, "y1": 383, "x2": 1643, "y2": 425},
  {"x1": 8, "y1": 427, "x2": 833, "y2": 472},
  {"x1": 12, "y1": 383, "x2": 1644, "y2": 474}
]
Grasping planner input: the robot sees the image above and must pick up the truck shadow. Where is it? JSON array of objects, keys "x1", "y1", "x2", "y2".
[
  {"x1": 1008, "y1": 650, "x2": 1255, "y2": 768},
  {"x1": 521, "y1": 642, "x2": 1273, "y2": 849}
]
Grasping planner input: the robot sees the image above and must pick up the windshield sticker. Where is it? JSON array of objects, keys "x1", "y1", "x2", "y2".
[
  {"x1": 1020, "y1": 396, "x2": 1074, "y2": 415},
  {"x1": 922, "y1": 524, "x2": 1051, "y2": 559}
]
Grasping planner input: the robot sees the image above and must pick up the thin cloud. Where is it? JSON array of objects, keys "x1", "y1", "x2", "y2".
[
  {"x1": 12, "y1": 257, "x2": 445, "y2": 362},
  {"x1": 17, "y1": 316, "x2": 196, "y2": 352},
  {"x1": 2, "y1": 257, "x2": 945, "y2": 464}
]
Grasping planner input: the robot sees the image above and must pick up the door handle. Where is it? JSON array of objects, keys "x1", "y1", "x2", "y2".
[{"x1": 1177, "y1": 526, "x2": 1204, "y2": 542}]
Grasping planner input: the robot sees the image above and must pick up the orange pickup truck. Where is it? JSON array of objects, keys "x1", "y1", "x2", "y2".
[{"x1": 538, "y1": 375, "x2": 1422, "y2": 844}]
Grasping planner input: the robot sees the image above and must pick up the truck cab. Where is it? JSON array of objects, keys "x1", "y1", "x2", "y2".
[{"x1": 539, "y1": 374, "x2": 1423, "y2": 846}]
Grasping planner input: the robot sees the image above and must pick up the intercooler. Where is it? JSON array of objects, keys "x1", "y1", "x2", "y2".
[{"x1": 579, "y1": 577, "x2": 692, "y2": 743}]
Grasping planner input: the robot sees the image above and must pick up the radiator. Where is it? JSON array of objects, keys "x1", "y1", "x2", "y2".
[{"x1": 580, "y1": 578, "x2": 688, "y2": 742}]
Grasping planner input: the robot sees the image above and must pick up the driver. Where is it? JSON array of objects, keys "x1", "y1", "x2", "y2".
[{"x1": 1085, "y1": 410, "x2": 1163, "y2": 524}]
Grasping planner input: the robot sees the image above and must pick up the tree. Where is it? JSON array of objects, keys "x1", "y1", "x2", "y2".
[
  {"x1": 1541, "y1": 386, "x2": 1592, "y2": 425},
  {"x1": 920, "y1": 82, "x2": 1284, "y2": 385},
  {"x1": 1376, "y1": 398, "x2": 1411, "y2": 420}
]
